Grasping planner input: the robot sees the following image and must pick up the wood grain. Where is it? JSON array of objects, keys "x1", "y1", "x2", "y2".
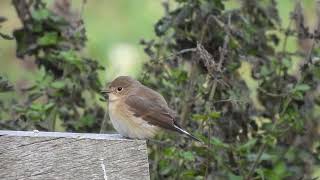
[{"x1": 0, "y1": 131, "x2": 150, "y2": 180}]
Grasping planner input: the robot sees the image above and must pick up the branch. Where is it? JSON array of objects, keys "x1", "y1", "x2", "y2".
[
  {"x1": 12, "y1": 0, "x2": 32, "y2": 26},
  {"x1": 206, "y1": 14, "x2": 231, "y2": 111}
]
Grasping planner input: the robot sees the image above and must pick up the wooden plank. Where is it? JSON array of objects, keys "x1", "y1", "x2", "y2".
[{"x1": 0, "y1": 130, "x2": 150, "y2": 180}]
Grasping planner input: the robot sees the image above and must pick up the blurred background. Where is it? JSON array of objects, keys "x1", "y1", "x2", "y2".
[
  {"x1": 0, "y1": 0, "x2": 317, "y2": 84},
  {"x1": 0, "y1": 0, "x2": 163, "y2": 83}
]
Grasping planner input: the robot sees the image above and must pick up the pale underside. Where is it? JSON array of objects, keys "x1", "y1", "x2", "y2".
[{"x1": 108, "y1": 94, "x2": 160, "y2": 139}]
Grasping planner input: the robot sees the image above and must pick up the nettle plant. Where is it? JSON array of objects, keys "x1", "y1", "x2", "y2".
[
  {"x1": 141, "y1": 0, "x2": 320, "y2": 179},
  {"x1": 0, "y1": 1, "x2": 107, "y2": 132}
]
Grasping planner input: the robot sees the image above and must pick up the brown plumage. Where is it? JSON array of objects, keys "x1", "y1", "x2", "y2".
[{"x1": 101, "y1": 76, "x2": 200, "y2": 141}]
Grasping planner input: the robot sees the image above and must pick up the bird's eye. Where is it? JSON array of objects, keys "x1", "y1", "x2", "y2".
[{"x1": 117, "y1": 87, "x2": 123, "y2": 91}]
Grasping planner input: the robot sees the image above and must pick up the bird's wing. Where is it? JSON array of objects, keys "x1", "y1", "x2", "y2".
[{"x1": 124, "y1": 95, "x2": 177, "y2": 131}]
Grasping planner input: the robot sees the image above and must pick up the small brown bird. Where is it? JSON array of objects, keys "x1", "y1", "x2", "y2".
[{"x1": 101, "y1": 76, "x2": 200, "y2": 141}]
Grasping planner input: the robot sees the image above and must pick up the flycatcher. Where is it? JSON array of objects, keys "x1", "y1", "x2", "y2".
[{"x1": 101, "y1": 76, "x2": 200, "y2": 141}]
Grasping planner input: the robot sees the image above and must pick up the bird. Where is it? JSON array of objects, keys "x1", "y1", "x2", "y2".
[{"x1": 100, "y1": 76, "x2": 201, "y2": 141}]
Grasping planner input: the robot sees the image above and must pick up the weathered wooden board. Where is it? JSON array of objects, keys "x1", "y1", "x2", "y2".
[{"x1": 0, "y1": 130, "x2": 150, "y2": 180}]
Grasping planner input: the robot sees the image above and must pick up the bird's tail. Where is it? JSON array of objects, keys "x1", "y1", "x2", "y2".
[{"x1": 173, "y1": 124, "x2": 202, "y2": 142}]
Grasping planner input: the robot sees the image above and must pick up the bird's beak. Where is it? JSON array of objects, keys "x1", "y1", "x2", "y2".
[
  {"x1": 100, "y1": 82, "x2": 112, "y2": 100},
  {"x1": 100, "y1": 89, "x2": 111, "y2": 95},
  {"x1": 100, "y1": 89, "x2": 111, "y2": 97}
]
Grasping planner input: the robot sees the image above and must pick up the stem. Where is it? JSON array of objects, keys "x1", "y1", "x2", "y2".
[
  {"x1": 282, "y1": 19, "x2": 293, "y2": 53},
  {"x1": 204, "y1": 124, "x2": 211, "y2": 180},
  {"x1": 180, "y1": 60, "x2": 197, "y2": 126},
  {"x1": 48, "y1": 108, "x2": 57, "y2": 131},
  {"x1": 246, "y1": 143, "x2": 267, "y2": 180},
  {"x1": 100, "y1": 111, "x2": 109, "y2": 133},
  {"x1": 205, "y1": 15, "x2": 230, "y2": 111},
  {"x1": 12, "y1": 0, "x2": 32, "y2": 26}
]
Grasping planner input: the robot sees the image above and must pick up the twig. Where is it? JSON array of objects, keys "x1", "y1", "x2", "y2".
[
  {"x1": 12, "y1": 0, "x2": 32, "y2": 26},
  {"x1": 282, "y1": 19, "x2": 293, "y2": 53},
  {"x1": 213, "y1": 98, "x2": 244, "y2": 104},
  {"x1": 207, "y1": 14, "x2": 231, "y2": 106},
  {"x1": 100, "y1": 111, "x2": 109, "y2": 133},
  {"x1": 306, "y1": 38, "x2": 316, "y2": 64},
  {"x1": 156, "y1": 48, "x2": 196, "y2": 61},
  {"x1": 257, "y1": 87, "x2": 288, "y2": 97},
  {"x1": 179, "y1": 57, "x2": 197, "y2": 126},
  {"x1": 204, "y1": 123, "x2": 211, "y2": 180},
  {"x1": 79, "y1": 0, "x2": 87, "y2": 19},
  {"x1": 179, "y1": 17, "x2": 210, "y2": 126},
  {"x1": 217, "y1": 15, "x2": 231, "y2": 72}
]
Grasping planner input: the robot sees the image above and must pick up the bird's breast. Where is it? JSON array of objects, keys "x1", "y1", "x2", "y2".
[{"x1": 108, "y1": 100, "x2": 159, "y2": 139}]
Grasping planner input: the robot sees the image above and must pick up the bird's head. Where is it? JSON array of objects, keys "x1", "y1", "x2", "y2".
[{"x1": 101, "y1": 76, "x2": 140, "y2": 101}]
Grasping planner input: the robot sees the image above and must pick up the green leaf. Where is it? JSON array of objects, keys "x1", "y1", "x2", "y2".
[
  {"x1": 180, "y1": 151, "x2": 195, "y2": 161},
  {"x1": 32, "y1": 9, "x2": 50, "y2": 21},
  {"x1": 237, "y1": 138, "x2": 257, "y2": 152},
  {"x1": 58, "y1": 51, "x2": 81, "y2": 66},
  {"x1": 264, "y1": 134, "x2": 277, "y2": 146},
  {"x1": 30, "y1": 103, "x2": 43, "y2": 111},
  {"x1": 274, "y1": 162, "x2": 287, "y2": 177},
  {"x1": 260, "y1": 65, "x2": 271, "y2": 76},
  {"x1": 192, "y1": 114, "x2": 209, "y2": 121},
  {"x1": 51, "y1": 81, "x2": 65, "y2": 89},
  {"x1": 292, "y1": 91, "x2": 304, "y2": 100},
  {"x1": 210, "y1": 137, "x2": 230, "y2": 149},
  {"x1": 181, "y1": 170, "x2": 197, "y2": 178},
  {"x1": 209, "y1": 111, "x2": 221, "y2": 119},
  {"x1": 282, "y1": 58, "x2": 292, "y2": 68},
  {"x1": 159, "y1": 164, "x2": 174, "y2": 176},
  {"x1": 292, "y1": 84, "x2": 311, "y2": 92},
  {"x1": 44, "y1": 102, "x2": 55, "y2": 111},
  {"x1": 193, "y1": 112, "x2": 221, "y2": 121},
  {"x1": 163, "y1": 147, "x2": 176, "y2": 156},
  {"x1": 27, "y1": 111, "x2": 41, "y2": 121},
  {"x1": 247, "y1": 153, "x2": 274, "y2": 161},
  {"x1": 38, "y1": 32, "x2": 58, "y2": 46},
  {"x1": 228, "y1": 173, "x2": 243, "y2": 180}
]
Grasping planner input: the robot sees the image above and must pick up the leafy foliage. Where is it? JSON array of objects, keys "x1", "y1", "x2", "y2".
[
  {"x1": 0, "y1": 0, "x2": 108, "y2": 132},
  {"x1": 142, "y1": 0, "x2": 320, "y2": 179}
]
